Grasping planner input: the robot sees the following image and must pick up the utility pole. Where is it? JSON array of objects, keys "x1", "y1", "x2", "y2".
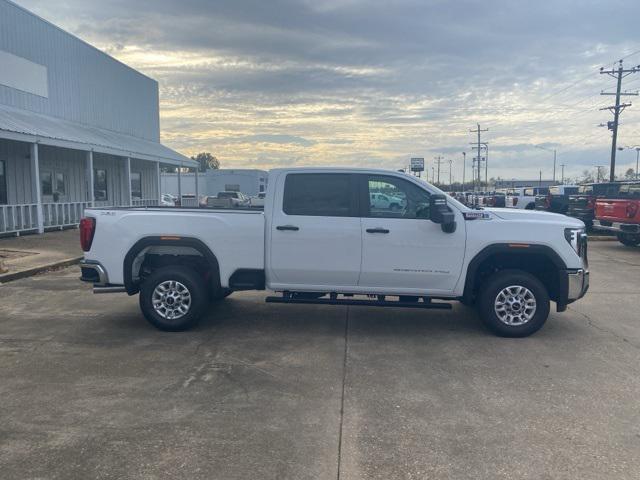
[
  {"x1": 462, "y1": 152, "x2": 466, "y2": 189},
  {"x1": 448, "y1": 159, "x2": 453, "y2": 186},
  {"x1": 470, "y1": 124, "x2": 488, "y2": 190},
  {"x1": 600, "y1": 60, "x2": 640, "y2": 181},
  {"x1": 434, "y1": 156, "x2": 444, "y2": 185},
  {"x1": 559, "y1": 164, "x2": 566, "y2": 184}
]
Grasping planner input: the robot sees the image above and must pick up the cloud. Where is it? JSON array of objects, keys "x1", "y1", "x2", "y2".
[{"x1": 14, "y1": 0, "x2": 640, "y2": 179}]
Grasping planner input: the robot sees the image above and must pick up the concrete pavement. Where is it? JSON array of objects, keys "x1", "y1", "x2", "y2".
[
  {"x1": 0, "y1": 229, "x2": 82, "y2": 283},
  {"x1": 0, "y1": 242, "x2": 639, "y2": 479}
]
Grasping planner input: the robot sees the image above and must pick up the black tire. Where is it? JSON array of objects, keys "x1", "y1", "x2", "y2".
[
  {"x1": 477, "y1": 269, "x2": 550, "y2": 337},
  {"x1": 525, "y1": 203, "x2": 535, "y2": 210},
  {"x1": 139, "y1": 266, "x2": 208, "y2": 331},
  {"x1": 617, "y1": 232, "x2": 640, "y2": 247},
  {"x1": 390, "y1": 203, "x2": 401, "y2": 211}
]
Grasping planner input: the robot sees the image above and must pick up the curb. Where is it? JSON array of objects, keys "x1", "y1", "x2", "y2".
[{"x1": 0, "y1": 256, "x2": 83, "y2": 284}]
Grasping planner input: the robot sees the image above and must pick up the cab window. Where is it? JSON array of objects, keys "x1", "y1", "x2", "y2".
[
  {"x1": 364, "y1": 175, "x2": 430, "y2": 219},
  {"x1": 283, "y1": 173, "x2": 355, "y2": 217}
]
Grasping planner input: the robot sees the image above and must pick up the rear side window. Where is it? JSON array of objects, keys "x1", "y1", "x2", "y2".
[{"x1": 283, "y1": 173, "x2": 353, "y2": 217}]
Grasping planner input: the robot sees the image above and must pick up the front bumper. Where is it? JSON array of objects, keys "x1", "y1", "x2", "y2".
[
  {"x1": 593, "y1": 220, "x2": 640, "y2": 234},
  {"x1": 567, "y1": 268, "x2": 589, "y2": 301}
]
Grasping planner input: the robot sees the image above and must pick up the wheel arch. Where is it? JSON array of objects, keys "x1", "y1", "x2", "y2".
[
  {"x1": 123, "y1": 236, "x2": 221, "y2": 295},
  {"x1": 462, "y1": 243, "x2": 568, "y2": 305}
]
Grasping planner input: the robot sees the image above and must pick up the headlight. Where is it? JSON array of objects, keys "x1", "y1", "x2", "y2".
[{"x1": 564, "y1": 227, "x2": 586, "y2": 256}]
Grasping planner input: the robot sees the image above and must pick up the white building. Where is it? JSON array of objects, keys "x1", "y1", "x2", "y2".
[
  {"x1": 161, "y1": 169, "x2": 269, "y2": 197},
  {"x1": 0, "y1": 0, "x2": 195, "y2": 236}
]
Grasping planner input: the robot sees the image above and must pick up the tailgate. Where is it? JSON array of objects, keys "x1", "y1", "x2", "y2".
[{"x1": 596, "y1": 199, "x2": 640, "y2": 222}]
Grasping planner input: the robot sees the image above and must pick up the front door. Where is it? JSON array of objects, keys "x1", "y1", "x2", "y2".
[
  {"x1": 358, "y1": 174, "x2": 466, "y2": 295},
  {"x1": 268, "y1": 172, "x2": 362, "y2": 289}
]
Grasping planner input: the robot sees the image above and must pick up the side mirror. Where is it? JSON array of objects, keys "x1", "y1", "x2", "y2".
[{"x1": 429, "y1": 194, "x2": 457, "y2": 233}]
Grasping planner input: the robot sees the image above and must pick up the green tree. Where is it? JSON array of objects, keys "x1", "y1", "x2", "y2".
[
  {"x1": 624, "y1": 167, "x2": 636, "y2": 180},
  {"x1": 191, "y1": 152, "x2": 220, "y2": 173}
]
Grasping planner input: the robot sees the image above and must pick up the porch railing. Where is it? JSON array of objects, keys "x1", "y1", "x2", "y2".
[
  {"x1": 132, "y1": 198, "x2": 160, "y2": 207},
  {"x1": 0, "y1": 204, "x2": 39, "y2": 235},
  {"x1": 42, "y1": 202, "x2": 92, "y2": 230}
]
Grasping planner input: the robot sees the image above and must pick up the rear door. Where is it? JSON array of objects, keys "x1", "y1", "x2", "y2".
[
  {"x1": 268, "y1": 173, "x2": 362, "y2": 289},
  {"x1": 358, "y1": 174, "x2": 466, "y2": 294}
]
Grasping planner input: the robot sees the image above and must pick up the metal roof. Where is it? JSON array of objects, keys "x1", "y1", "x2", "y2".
[{"x1": 0, "y1": 103, "x2": 195, "y2": 167}]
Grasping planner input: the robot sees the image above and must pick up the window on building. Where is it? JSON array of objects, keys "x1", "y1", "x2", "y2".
[
  {"x1": 366, "y1": 175, "x2": 430, "y2": 219},
  {"x1": 131, "y1": 172, "x2": 142, "y2": 199},
  {"x1": 259, "y1": 184, "x2": 265, "y2": 193},
  {"x1": 55, "y1": 172, "x2": 66, "y2": 196},
  {"x1": 283, "y1": 173, "x2": 353, "y2": 217},
  {"x1": 0, "y1": 160, "x2": 7, "y2": 205},
  {"x1": 94, "y1": 169, "x2": 108, "y2": 201},
  {"x1": 41, "y1": 171, "x2": 53, "y2": 196}
]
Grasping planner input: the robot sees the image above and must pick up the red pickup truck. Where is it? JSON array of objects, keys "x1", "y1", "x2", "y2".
[{"x1": 593, "y1": 182, "x2": 640, "y2": 246}]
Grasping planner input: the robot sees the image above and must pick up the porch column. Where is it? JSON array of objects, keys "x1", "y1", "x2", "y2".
[
  {"x1": 194, "y1": 168, "x2": 199, "y2": 199},
  {"x1": 86, "y1": 150, "x2": 94, "y2": 206},
  {"x1": 30, "y1": 142, "x2": 44, "y2": 234},
  {"x1": 124, "y1": 156, "x2": 132, "y2": 206},
  {"x1": 156, "y1": 161, "x2": 161, "y2": 203}
]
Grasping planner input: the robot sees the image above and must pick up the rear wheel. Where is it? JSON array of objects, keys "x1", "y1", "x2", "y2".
[
  {"x1": 139, "y1": 266, "x2": 208, "y2": 331},
  {"x1": 477, "y1": 270, "x2": 550, "y2": 337},
  {"x1": 617, "y1": 232, "x2": 640, "y2": 247}
]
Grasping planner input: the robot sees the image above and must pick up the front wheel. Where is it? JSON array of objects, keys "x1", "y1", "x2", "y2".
[
  {"x1": 139, "y1": 266, "x2": 208, "y2": 331},
  {"x1": 477, "y1": 270, "x2": 550, "y2": 337},
  {"x1": 617, "y1": 232, "x2": 640, "y2": 247}
]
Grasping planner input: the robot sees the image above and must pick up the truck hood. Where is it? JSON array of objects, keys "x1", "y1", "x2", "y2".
[{"x1": 483, "y1": 208, "x2": 585, "y2": 228}]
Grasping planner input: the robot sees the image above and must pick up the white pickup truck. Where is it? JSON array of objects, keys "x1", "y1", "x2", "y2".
[{"x1": 80, "y1": 168, "x2": 589, "y2": 337}]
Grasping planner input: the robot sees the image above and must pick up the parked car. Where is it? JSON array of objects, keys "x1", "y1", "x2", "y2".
[
  {"x1": 161, "y1": 194, "x2": 176, "y2": 207},
  {"x1": 250, "y1": 192, "x2": 266, "y2": 207},
  {"x1": 483, "y1": 190, "x2": 507, "y2": 208},
  {"x1": 207, "y1": 191, "x2": 251, "y2": 208},
  {"x1": 567, "y1": 182, "x2": 623, "y2": 229},
  {"x1": 369, "y1": 192, "x2": 406, "y2": 211},
  {"x1": 80, "y1": 167, "x2": 589, "y2": 338},
  {"x1": 507, "y1": 187, "x2": 549, "y2": 210},
  {"x1": 592, "y1": 182, "x2": 640, "y2": 246},
  {"x1": 534, "y1": 185, "x2": 579, "y2": 214}
]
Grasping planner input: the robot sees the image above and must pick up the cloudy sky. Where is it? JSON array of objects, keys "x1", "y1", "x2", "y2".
[{"x1": 16, "y1": 0, "x2": 640, "y2": 182}]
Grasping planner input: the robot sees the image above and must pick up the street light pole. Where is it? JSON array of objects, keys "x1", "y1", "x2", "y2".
[
  {"x1": 560, "y1": 164, "x2": 566, "y2": 184},
  {"x1": 535, "y1": 145, "x2": 557, "y2": 183}
]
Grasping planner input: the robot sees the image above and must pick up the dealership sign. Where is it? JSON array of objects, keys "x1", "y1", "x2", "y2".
[{"x1": 410, "y1": 157, "x2": 425, "y2": 172}]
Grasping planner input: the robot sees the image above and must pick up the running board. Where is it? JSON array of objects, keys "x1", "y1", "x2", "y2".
[
  {"x1": 93, "y1": 285, "x2": 127, "y2": 294},
  {"x1": 265, "y1": 296, "x2": 452, "y2": 309}
]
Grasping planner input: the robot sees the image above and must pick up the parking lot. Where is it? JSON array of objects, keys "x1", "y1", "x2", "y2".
[{"x1": 1, "y1": 241, "x2": 639, "y2": 479}]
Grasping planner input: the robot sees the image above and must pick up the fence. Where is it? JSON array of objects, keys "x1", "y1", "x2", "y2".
[
  {"x1": 42, "y1": 202, "x2": 92, "y2": 230},
  {"x1": 0, "y1": 204, "x2": 39, "y2": 235}
]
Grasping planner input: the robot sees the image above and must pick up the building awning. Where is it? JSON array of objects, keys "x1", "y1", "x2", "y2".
[{"x1": 0, "y1": 104, "x2": 196, "y2": 167}]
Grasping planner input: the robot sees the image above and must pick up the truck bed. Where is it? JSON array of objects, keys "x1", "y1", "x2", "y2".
[{"x1": 83, "y1": 206, "x2": 265, "y2": 287}]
